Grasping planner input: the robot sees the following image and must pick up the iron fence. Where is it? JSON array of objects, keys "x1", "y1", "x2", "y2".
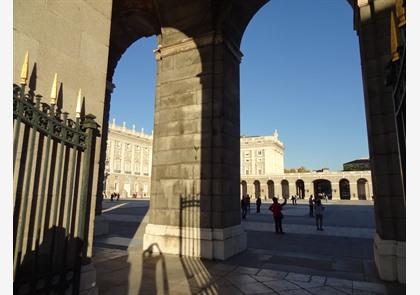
[{"x1": 13, "y1": 57, "x2": 99, "y2": 294}]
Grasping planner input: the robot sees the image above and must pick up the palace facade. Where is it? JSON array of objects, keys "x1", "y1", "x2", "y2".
[
  {"x1": 104, "y1": 119, "x2": 153, "y2": 198},
  {"x1": 106, "y1": 126, "x2": 371, "y2": 200},
  {"x1": 240, "y1": 131, "x2": 372, "y2": 200}
]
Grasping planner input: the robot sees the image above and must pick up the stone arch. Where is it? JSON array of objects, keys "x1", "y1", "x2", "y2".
[
  {"x1": 313, "y1": 179, "x2": 332, "y2": 200},
  {"x1": 339, "y1": 178, "x2": 351, "y2": 200},
  {"x1": 241, "y1": 180, "x2": 248, "y2": 197},
  {"x1": 254, "y1": 180, "x2": 261, "y2": 198},
  {"x1": 267, "y1": 180, "x2": 275, "y2": 199},
  {"x1": 296, "y1": 179, "x2": 305, "y2": 199},
  {"x1": 281, "y1": 180, "x2": 289, "y2": 199},
  {"x1": 357, "y1": 178, "x2": 368, "y2": 200}
]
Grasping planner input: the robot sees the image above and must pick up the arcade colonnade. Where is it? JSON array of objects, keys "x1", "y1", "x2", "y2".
[
  {"x1": 241, "y1": 171, "x2": 372, "y2": 200},
  {"x1": 13, "y1": 0, "x2": 405, "y2": 286}
]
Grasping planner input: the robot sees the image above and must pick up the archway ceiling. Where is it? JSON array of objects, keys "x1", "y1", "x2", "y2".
[{"x1": 107, "y1": 0, "x2": 269, "y2": 80}]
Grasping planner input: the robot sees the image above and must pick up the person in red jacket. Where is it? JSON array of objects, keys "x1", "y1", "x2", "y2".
[{"x1": 269, "y1": 197, "x2": 287, "y2": 234}]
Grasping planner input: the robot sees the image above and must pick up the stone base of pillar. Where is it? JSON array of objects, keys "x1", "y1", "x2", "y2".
[
  {"x1": 373, "y1": 233, "x2": 405, "y2": 284},
  {"x1": 143, "y1": 224, "x2": 247, "y2": 260},
  {"x1": 79, "y1": 263, "x2": 98, "y2": 295}
]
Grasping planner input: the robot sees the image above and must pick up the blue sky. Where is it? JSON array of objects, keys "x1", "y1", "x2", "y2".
[{"x1": 110, "y1": 0, "x2": 369, "y2": 171}]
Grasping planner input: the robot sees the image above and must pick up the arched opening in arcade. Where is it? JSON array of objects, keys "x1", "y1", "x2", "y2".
[
  {"x1": 313, "y1": 179, "x2": 332, "y2": 200},
  {"x1": 281, "y1": 180, "x2": 289, "y2": 199},
  {"x1": 254, "y1": 180, "x2": 261, "y2": 199},
  {"x1": 100, "y1": 1, "x2": 164, "y2": 203},
  {"x1": 296, "y1": 179, "x2": 305, "y2": 199},
  {"x1": 357, "y1": 178, "x2": 369, "y2": 200},
  {"x1": 241, "y1": 180, "x2": 248, "y2": 197},
  {"x1": 339, "y1": 178, "x2": 351, "y2": 200},
  {"x1": 267, "y1": 180, "x2": 275, "y2": 199},
  {"x1": 104, "y1": 35, "x2": 157, "y2": 200}
]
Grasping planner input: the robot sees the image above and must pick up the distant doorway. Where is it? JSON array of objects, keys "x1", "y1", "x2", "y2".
[
  {"x1": 313, "y1": 179, "x2": 332, "y2": 199},
  {"x1": 241, "y1": 180, "x2": 247, "y2": 197},
  {"x1": 296, "y1": 179, "x2": 305, "y2": 199},
  {"x1": 267, "y1": 180, "x2": 275, "y2": 199},
  {"x1": 339, "y1": 179, "x2": 351, "y2": 200},
  {"x1": 254, "y1": 180, "x2": 261, "y2": 198},
  {"x1": 357, "y1": 178, "x2": 368, "y2": 200}
]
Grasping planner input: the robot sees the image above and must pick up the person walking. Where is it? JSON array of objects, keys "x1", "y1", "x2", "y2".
[
  {"x1": 256, "y1": 196, "x2": 262, "y2": 213},
  {"x1": 314, "y1": 199, "x2": 325, "y2": 231},
  {"x1": 241, "y1": 196, "x2": 248, "y2": 220},
  {"x1": 309, "y1": 195, "x2": 314, "y2": 217},
  {"x1": 269, "y1": 197, "x2": 287, "y2": 234},
  {"x1": 246, "y1": 194, "x2": 251, "y2": 214}
]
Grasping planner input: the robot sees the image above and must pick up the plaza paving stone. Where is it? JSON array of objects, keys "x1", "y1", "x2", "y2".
[{"x1": 93, "y1": 200, "x2": 404, "y2": 294}]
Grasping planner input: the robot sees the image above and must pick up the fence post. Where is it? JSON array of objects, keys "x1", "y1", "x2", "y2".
[{"x1": 77, "y1": 114, "x2": 98, "y2": 245}]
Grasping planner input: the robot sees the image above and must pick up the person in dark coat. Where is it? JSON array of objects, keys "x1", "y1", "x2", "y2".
[
  {"x1": 314, "y1": 198, "x2": 325, "y2": 231},
  {"x1": 269, "y1": 197, "x2": 287, "y2": 234},
  {"x1": 256, "y1": 196, "x2": 262, "y2": 213},
  {"x1": 246, "y1": 194, "x2": 251, "y2": 214},
  {"x1": 241, "y1": 196, "x2": 248, "y2": 219},
  {"x1": 309, "y1": 195, "x2": 314, "y2": 217}
]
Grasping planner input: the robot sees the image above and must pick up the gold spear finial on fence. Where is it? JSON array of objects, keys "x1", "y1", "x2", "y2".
[
  {"x1": 390, "y1": 12, "x2": 400, "y2": 62},
  {"x1": 50, "y1": 73, "x2": 58, "y2": 105},
  {"x1": 396, "y1": 0, "x2": 406, "y2": 27},
  {"x1": 20, "y1": 51, "x2": 29, "y2": 85},
  {"x1": 76, "y1": 88, "x2": 82, "y2": 118}
]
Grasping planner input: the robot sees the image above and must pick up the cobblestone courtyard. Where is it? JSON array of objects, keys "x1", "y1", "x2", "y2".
[{"x1": 93, "y1": 199, "x2": 404, "y2": 294}]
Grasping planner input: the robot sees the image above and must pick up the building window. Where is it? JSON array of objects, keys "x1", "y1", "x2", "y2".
[
  {"x1": 246, "y1": 169, "x2": 249, "y2": 175},
  {"x1": 257, "y1": 150, "x2": 263, "y2": 156},
  {"x1": 114, "y1": 159, "x2": 121, "y2": 172}
]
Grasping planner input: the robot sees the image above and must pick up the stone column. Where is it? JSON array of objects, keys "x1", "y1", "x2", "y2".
[
  {"x1": 260, "y1": 181, "x2": 268, "y2": 200},
  {"x1": 355, "y1": 0, "x2": 405, "y2": 283},
  {"x1": 289, "y1": 181, "x2": 296, "y2": 199},
  {"x1": 143, "y1": 31, "x2": 246, "y2": 260},
  {"x1": 307, "y1": 181, "x2": 314, "y2": 198},
  {"x1": 331, "y1": 182, "x2": 340, "y2": 200},
  {"x1": 350, "y1": 182, "x2": 358, "y2": 200}
]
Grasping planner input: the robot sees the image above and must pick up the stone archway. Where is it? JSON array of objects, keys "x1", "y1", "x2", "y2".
[
  {"x1": 339, "y1": 179, "x2": 351, "y2": 200},
  {"x1": 254, "y1": 180, "x2": 261, "y2": 198},
  {"x1": 357, "y1": 178, "x2": 368, "y2": 200},
  {"x1": 281, "y1": 180, "x2": 289, "y2": 199},
  {"x1": 241, "y1": 180, "x2": 248, "y2": 197},
  {"x1": 13, "y1": 0, "x2": 406, "y2": 282},
  {"x1": 313, "y1": 179, "x2": 332, "y2": 200},
  {"x1": 296, "y1": 179, "x2": 305, "y2": 199},
  {"x1": 104, "y1": 0, "x2": 268, "y2": 260},
  {"x1": 267, "y1": 180, "x2": 275, "y2": 199}
]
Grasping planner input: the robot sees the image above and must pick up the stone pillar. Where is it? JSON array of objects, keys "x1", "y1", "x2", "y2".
[
  {"x1": 274, "y1": 182, "x2": 282, "y2": 199},
  {"x1": 143, "y1": 31, "x2": 246, "y2": 260},
  {"x1": 288, "y1": 181, "x2": 296, "y2": 199},
  {"x1": 331, "y1": 182, "x2": 340, "y2": 200},
  {"x1": 355, "y1": 0, "x2": 405, "y2": 283},
  {"x1": 307, "y1": 182, "x2": 314, "y2": 198},
  {"x1": 350, "y1": 182, "x2": 358, "y2": 200},
  {"x1": 261, "y1": 181, "x2": 268, "y2": 200}
]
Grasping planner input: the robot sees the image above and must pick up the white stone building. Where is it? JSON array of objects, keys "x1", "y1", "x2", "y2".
[
  {"x1": 240, "y1": 132, "x2": 372, "y2": 200},
  {"x1": 241, "y1": 130, "x2": 284, "y2": 176},
  {"x1": 104, "y1": 119, "x2": 153, "y2": 198},
  {"x1": 105, "y1": 125, "x2": 372, "y2": 200}
]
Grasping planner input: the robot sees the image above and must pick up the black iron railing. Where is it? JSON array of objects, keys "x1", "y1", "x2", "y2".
[{"x1": 13, "y1": 69, "x2": 99, "y2": 294}]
